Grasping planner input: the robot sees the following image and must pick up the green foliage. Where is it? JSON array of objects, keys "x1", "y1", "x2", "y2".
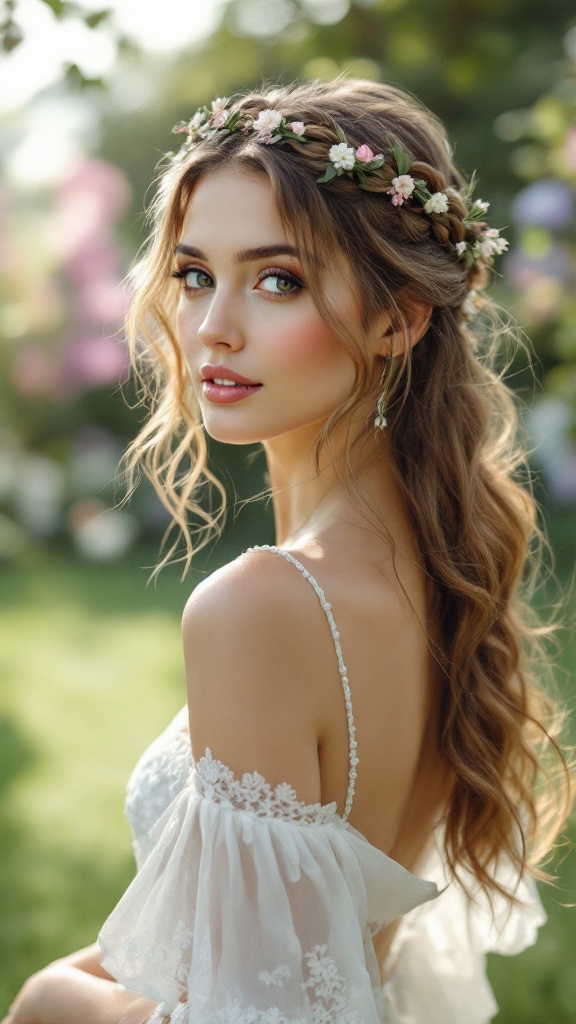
[{"x1": 1, "y1": 0, "x2": 116, "y2": 49}]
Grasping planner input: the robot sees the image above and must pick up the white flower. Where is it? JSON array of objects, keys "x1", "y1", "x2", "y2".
[
  {"x1": 493, "y1": 235, "x2": 509, "y2": 254},
  {"x1": 475, "y1": 199, "x2": 490, "y2": 213},
  {"x1": 476, "y1": 238, "x2": 496, "y2": 259},
  {"x1": 462, "y1": 290, "x2": 480, "y2": 318},
  {"x1": 390, "y1": 174, "x2": 415, "y2": 199},
  {"x1": 259, "y1": 965, "x2": 292, "y2": 987},
  {"x1": 455, "y1": 241, "x2": 468, "y2": 255},
  {"x1": 473, "y1": 229, "x2": 509, "y2": 259},
  {"x1": 189, "y1": 111, "x2": 206, "y2": 130},
  {"x1": 424, "y1": 191, "x2": 449, "y2": 214},
  {"x1": 253, "y1": 108, "x2": 283, "y2": 137},
  {"x1": 329, "y1": 142, "x2": 356, "y2": 170},
  {"x1": 211, "y1": 97, "x2": 228, "y2": 114},
  {"x1": 289, "y1": 121, "x2": 306, "y2": 136}
]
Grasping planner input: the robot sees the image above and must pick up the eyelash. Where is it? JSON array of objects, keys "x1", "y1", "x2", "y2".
[{"x1": 170, "y1": 265, "x2": 303, "y2": 299}]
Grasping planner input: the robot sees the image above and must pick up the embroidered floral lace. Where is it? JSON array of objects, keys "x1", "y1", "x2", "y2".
[{"x1": 101, "y1": 547, "x2": 546, "y2": 1024}]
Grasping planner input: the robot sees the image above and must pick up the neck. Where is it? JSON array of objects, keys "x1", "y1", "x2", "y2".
[{"x1": 262, "y1": 411, "x2": 389, "y2": 548}]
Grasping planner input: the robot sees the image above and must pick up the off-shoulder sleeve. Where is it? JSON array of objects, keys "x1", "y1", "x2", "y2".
[
  {"x1": 381, "y1": 834, "x2": 547, "y2": 1024},
  {"x1": 98, "y1": 750, "x2": 439, "y2": 1024}
]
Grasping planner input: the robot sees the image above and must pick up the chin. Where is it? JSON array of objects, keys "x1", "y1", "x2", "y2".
[{"x1": 201, "y1": 418, "x2": 268, "y2": 446}]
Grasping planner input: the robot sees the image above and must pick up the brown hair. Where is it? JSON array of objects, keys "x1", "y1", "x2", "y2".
[{"x1": 122, "y1": 78, "x2": 573, "y2": 900}]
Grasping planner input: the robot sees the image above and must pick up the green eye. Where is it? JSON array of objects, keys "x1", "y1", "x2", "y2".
[
  {"x1": 276, "y1": 276, "x2": 296, "y2": 292},
  {"x1": 185, "y1": 269, "x2": 212, "y2": 289},
  {"x1": 171, "y1": 266, "x2": 214, "y2": 292},
  {"x1": 259, "y1": 272, "x2": 301, "y2": 295}
]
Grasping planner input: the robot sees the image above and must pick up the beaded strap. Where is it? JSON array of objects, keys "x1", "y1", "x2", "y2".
[{"x1": 247, "y1": 544, "x2": 359, "y2": 822}]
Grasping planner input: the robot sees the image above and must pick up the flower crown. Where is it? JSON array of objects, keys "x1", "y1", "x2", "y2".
[{"x1": 172, "y1": 97, "x2": 508, "y2": 301}]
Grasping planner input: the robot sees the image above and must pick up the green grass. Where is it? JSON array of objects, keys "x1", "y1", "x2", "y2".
[
  {"x1": 0, "y1": 547, "x2": 190, "y2": 1007},
  {"x1": 0, "y1": 511, "x2": 574, "y2": 1019}
]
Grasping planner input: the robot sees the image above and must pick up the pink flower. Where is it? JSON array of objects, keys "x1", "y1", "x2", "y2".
[
  {"x1": 386, "y1": 174, "x2": 415, "y2": 207},
  {"x1": 355, "y1": 144, "x2": 375, "y2": 163},
  {"x1": 210, "y1": 110, "x2": 229, "y2": 129},
  {"x1": 391, "y1": 174, "x2": 415, "y2": 198},
  {"x1": 253, "y1": 109, "x2": 282, "y2": 137},
  {"x1": 289, "y1": 121, "x2": 306, "y2": 136}
]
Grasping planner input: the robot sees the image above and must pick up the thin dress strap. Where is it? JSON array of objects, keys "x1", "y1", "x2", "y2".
[{"x1": 246, "y1": 544, "x2": 359, "y2": 822}]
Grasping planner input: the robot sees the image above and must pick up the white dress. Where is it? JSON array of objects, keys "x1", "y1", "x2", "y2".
[{"x1": 98, "y1": 546, "x2": 547, "y2": 1023}]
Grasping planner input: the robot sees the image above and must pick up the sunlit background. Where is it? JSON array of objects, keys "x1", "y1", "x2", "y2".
[{"x1": 1, "y1": 1, "x2": 575, "y2": 1020}]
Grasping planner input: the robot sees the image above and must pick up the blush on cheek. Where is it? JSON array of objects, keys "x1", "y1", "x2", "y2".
[{"x1": 274, "y1": 312, "x2": 353, "y2": 379}]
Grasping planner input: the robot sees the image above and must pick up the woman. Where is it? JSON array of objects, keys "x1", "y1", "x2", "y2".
[{"x1": 5, "y1": 78, "x2": 572, "y2": 1024}]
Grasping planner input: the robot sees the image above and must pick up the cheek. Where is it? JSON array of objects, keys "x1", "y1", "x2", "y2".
[
  {"x1": 176, "y1": 301, "x2": 196, "y2": 351},
  {"x1": 271, "y1": 309, "x2": 354, "y2": 383}
]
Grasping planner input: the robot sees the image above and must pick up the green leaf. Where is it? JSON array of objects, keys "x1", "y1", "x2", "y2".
[
  {"x1": 317, "y1": 164, "x2": 338, "y2": 183},
  {"x1": 465, "y1": 170, "x2": 478, "y2": 201},
  {"x1": 85, "y1": 9, "x2": 111, "y2": 29},
  {"x1": 282, "y1": 130, "x2": 307, "y2": 142},
  {"x1": 1, "y1": 18, "x2": 23, "y2": 51},
  {"x1": 391, "y1": 140, "x2": 410, "y2": 176},
  {"x1": 39, "y1": 0, "x2": 66, "y2": 17},
  {"x1": 227, "y1": 110, "x2": 243, "y2": 132},
  {"x1": 64, "y1": 62, "x2": 105, "y2": 89}
]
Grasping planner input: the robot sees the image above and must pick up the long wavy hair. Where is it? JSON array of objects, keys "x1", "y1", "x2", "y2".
[{"x1": 122, "y1": 78, "x2": 573, "y2": 900}]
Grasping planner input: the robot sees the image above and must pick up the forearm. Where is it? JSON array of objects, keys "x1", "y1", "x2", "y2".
[
  {"x1": 2, "y1": 964, "x2": 159, "y2": 1024},
  {"x1": 53, "y1": 941, "x2": 114, "y2": 980},
  {"x1": 45, "y1": 971, "x2": 159, "y2": 1024}
]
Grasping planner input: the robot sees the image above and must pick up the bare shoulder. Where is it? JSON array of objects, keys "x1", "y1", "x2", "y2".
[{"x1": 182, "y1": 549, "x2": 332, "y2": 805}]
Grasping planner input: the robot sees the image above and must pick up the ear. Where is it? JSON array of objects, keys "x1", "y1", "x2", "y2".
[{"x1": 371, "y1": 299, "x2": 433, "y2": 359}]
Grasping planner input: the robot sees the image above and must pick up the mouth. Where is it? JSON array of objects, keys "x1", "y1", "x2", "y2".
[
  {"x1": 211, "y1": 377, "x2": 251, "y2": 388},
  {"x1": 200, "y1": 364, "x2": 261, "y2": 388},
  {"x1": 201, "y1": 373, "x2": 263, "y2": 404}
]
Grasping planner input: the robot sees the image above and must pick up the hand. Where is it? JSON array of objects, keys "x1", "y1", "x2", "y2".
[{"x1": 2, "y1": 964, "x2": 159, "y2": 1024}]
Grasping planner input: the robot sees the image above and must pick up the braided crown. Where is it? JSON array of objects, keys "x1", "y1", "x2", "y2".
[{"x1": 171, "y1": 96, "x2": 508, "y2": 318}]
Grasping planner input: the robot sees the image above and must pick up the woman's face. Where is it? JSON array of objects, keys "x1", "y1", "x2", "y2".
[{"x1": 173, "y1": 166, "x2": 366, "y2": 449}]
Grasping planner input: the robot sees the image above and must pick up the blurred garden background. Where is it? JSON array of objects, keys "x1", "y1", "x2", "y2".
[{"x1": 1, "y1": 0, "x2": 575, "y2": 1019}]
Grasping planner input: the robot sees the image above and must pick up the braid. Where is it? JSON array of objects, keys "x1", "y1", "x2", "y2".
[
  {"x1": 125, "y1": 78, "x2": 573, "y2": 901},
  {"x1": 172, "y1": 92, "x2": 505, "y2": 305}
]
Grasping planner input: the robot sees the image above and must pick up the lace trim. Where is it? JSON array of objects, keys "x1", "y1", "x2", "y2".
[
  {"x1": 148, "y1": 942, "x2": 369, "y2": 1023},
  {"x1": 247, "y1": 545, "x2": 359, "y2": 822},
  {"x1": 194, "y1": 749, "x2": 341, "y2": 826}
]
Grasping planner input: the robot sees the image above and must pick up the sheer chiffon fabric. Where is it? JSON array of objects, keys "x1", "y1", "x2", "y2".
[
  {"x1": 100, "y1": 545, "x2": 547, "y2": 1022},
  {"x1": 101, "y1": 707, "x2": 546, "y2": 1024},
  {"x1": 99, "y1": 749, "x2": 439, "y2": 1022},
  {"x1": 380, "y1": 837, "x2": 546, "y2": 1023}
]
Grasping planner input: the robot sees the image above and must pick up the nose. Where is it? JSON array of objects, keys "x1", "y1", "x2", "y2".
[{"x1": 197, "y1": 288, "x2": 245, "y2": 352}]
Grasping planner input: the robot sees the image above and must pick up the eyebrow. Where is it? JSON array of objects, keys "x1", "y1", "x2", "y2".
[{"x1": 174, "y1": 243, "x2": 301, "y2": 264}]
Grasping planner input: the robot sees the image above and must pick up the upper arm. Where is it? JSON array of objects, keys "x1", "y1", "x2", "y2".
[{"x1": 182, "y1": 551, "x2": 330, "y2": 807}]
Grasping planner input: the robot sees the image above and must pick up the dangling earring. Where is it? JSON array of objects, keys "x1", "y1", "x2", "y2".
[
  {"x1": 374, "y1": 391, "x2": 387, "y2": 430},
  {"x1": 374, "y1": 360, "x2": 390, "y2": 430}
]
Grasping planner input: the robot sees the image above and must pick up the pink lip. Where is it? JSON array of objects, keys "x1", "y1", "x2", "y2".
[
  {"x1": 199, "y1": 364, "x2": 263, "y2": 405},
  {"x1": 200, "y1": 364, "x2": 260, "y2": 386}
]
